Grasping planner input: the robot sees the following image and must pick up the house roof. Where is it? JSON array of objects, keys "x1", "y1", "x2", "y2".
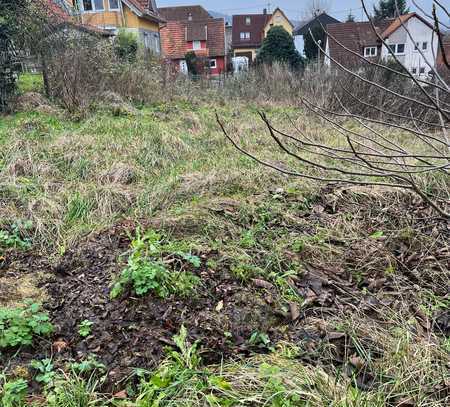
[
  {"x1": 122, "y1": 0, "x2": 164, "y2": 23},
  {"x1": 326, "y1": 19, "x2": 396, "y2": 66},
  {"x1": 158, "y1": 5, "x2": 212, "y2": 21},
  {"x1": 326, "y1": 13, "x2": 437, "y2": 67},
  {"x1": 294, "y1": 12, "x2": 340, "y2": 36},
  {"x1": 267, "y1": 8, "x2": 294, "y2": 29},
  {"x1": 232, "y1": 13, "x2": 272, "y2": 48},
  {"x1": 380, "y1": 12, "x2": 434, "y2": 39},
  {"x1": 437, "y1": 34, "x2": 450, "y2": 69},
  {"x1": 160, "y1": 18, "x2": 225, "y2": 59}
]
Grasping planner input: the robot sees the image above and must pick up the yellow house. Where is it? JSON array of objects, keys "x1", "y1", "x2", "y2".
[
  {"x1": 232, "y1": 7, "x2": 294, "y2": 62},
  {"x1": 63, "y1": 0, "x2": 163, "y2": 53}
]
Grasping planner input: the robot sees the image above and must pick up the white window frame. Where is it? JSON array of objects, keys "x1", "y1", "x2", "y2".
[
  {"x1": 81, "y1": 0, "x2": 105, "y2": 12},
  {"x1": 209, "y1": 59, "x2": 217, "y2": 69},
  {"x1": 108, "y1": 0, "x2": 119, "y2": 11},
  {"x1": 192, "y1": 40, "x2": 201, "y2": 50},
  {"x1": 240, "y1": 32, "x2": 250, "y2": 40},
  {"x1": 419, "y1": 67, "x2": 425, "y2": 75},
  {"x1": 364, "y1": 46, "x2": 377, "y2": 57},
  {"x1": 245, "y1": 17, "x2": 251, "y2": 25},
  {"x1": 388, "y1": 43, "x2": 405, "y2": 55}
]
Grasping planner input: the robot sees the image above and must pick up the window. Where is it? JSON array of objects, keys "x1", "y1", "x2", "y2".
[
  {"x1": 388, "y1": 43, "x2": 405, "y2": 55},
  {"x1": 188, "y1": 13, "x2": 193, "y2": 21},
  {"x1": 82, "y1": 0, "x2": 104, "y2": 11},
  {"x1": 422, "y1": 42, "x2": 427, "y2": 50},
  {"x1": 245, "y1": 17, "x2": 251, "y2": 25},
  {"x1": 412, "y1": 68, "x2": 417, "y2": 74},
  {"x1": 364, "y1": 47, "x2": 377, "y2": 57},
  {"x1": 192, "y1": 40, "x2": 201, "y2": 50},
  {"x1": 109, "y1": 0, "x2": 119, "y2": 10},
  {"x1": 419, "y1": 67, "x2": 425, "y2": 74},
  {"x1": 209, "y1": 59, "x2": 217, "y2": 69},
  {"x1": 240, "y1": 32, "x2": 250, "y2": 40}
]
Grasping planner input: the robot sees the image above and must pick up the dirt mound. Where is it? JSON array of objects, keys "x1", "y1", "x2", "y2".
[{"x1": 13, "y1": 92, "x2": 58, "y2": 115}]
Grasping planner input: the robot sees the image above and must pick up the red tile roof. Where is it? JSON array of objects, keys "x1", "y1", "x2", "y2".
[
  {"x1": 126, "y1": 0, "x2": 164, "y2": 22},
  {"x1": 232, "y1": 13, "x2": 271, "y2": 49},
  {"x1": 158, "y1": 5, "x2": 212, "y2": 22},
  {"x1": 326, "y1": 19, "x2": 391, "y2": 66},
  {"x1": 161, "y1": 18, "x2": 225, "y2": 60}
]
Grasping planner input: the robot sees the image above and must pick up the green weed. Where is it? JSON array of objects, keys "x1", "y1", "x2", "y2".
[
  {"x1": 0, "y1": 302, "x2": 53, "y2": 349},
  {"x1": 110, "y1": 229, "x2": 200, "y2": 299},
  {"x1": 0, "y1": 221, "x2": 32, "y2": 250},
  {"x1": 0, "y1": 375, "x2": 27, "y2": 407},
  {"x1": 30, "y1": 358, "x2": 55, "y2": 386},
  {"x1": 78, "y1": 320, "x2": 94, "y2": 338}
]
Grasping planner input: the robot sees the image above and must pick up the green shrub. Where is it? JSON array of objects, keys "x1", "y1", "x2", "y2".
[
  {"x1": 114, "y1": 29, "x2": 138, "y2": 62},
  {"x1": 0, "y1": 302, "x2": 53, "y2": 349},
  {"x1": 0, "y1": 221, "x2": 32, "y2": 250}
]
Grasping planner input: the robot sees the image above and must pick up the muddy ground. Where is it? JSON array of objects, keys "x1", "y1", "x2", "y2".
[{"x1": 1, "y1": 186, "x2": 449, "y2": 394}]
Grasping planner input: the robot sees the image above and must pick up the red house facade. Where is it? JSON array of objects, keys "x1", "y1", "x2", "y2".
[{"x1": 160, "y1": 18, "x2": 226, "y2": 76}]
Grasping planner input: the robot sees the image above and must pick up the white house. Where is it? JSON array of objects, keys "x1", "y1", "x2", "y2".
[{"x1": 325, "y1": 13, "x2": 439, "y2": 77}]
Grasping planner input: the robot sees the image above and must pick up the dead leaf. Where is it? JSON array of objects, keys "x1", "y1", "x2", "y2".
[
  {"x1": 113, "y1": 390, "x2": 127, "y2": 399},
  {"x1": 289, "y1": 302, "x2": 300, "y2": 321},
  {"x1": 326, "y1": 332, "x2": 346, "y2": 340},
  {"x1": 349, "y1": 355, "x2": 365, "y2": 370},
  {"x1": 52, "y1": 340, "x2": 68, "y2": 353},
  {"x1": 215, "y1": 300, "x2": 224, "y2": 312},
  {"x1": 252, "y1": 279, "x2": 275, "y2": 290}
]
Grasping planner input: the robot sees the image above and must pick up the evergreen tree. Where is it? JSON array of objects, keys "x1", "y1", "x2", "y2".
[
  {"x1": 257, "y1": 26, "x2": 303, "y2": 70},
  {"x1": 303, "y1": 25, "x2": 326, "y2": 61},
  {"x1": 373, "y1": 0, "x2": 409, "y2": 21}
]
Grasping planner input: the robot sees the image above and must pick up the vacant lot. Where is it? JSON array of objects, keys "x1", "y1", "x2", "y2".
[{"x1": 0, "y1": 77, "x2": 449, "y2": 406}]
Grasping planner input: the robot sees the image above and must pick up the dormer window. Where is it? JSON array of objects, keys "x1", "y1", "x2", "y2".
[
  {"x1": 240, "y1": 32, "x2": 251, "y2": 40},
  {"x1": 364, "y1": 46, "x2": 377, "y2": 57},
  {"x1": 245, "y1": 17, "x2": 251, "y2": 25},
  {"x1": 188, "y1": 13, "x2": 193, "y2": 21},
  {"x1": 82, "y1": 0, "x2": 104, "y2": 11}
]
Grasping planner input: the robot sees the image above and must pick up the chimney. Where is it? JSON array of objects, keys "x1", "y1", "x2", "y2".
[{"x1": 263, "y1": 8, "x2": 267, "y2": 15}]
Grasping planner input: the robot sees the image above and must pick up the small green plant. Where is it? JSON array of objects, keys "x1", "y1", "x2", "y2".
[
  {"x1": 249, "y1": 331, "x2": 274, "y2": 351},
  {"x1": 111, "y1": 229, "x2": 200, "y2": 299},
  {"x1": 78, "y1": 320, "x2": 94, "y2": 338},
  {"x1": 114, "y1": 29, "x2": 138, "y2": 62},
  {"x1": 0, "y1": 302, "x2": 53, "y2": 349},
  {"x1": 30, "y1": 358, "x2": 55, "y2": 386},
  {"x1": 0, "y1": 221, "x2": 32, "y2": 250},
  {"x1": 0, "y1": 375, "x2": 28, "y2": 407},
  {"x1": 69, "y1": 355, "x2": 106, "y2": 376}
]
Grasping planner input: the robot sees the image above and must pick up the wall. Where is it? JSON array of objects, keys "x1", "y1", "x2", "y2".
[
  {"x1": 263, "y1": 10, "x2": 293, "y2": 37},
  {"x1": 381, "y1": 17, "x2": 438, "y2": 76},
  {"x1": 210, "y1": 56, "x2": 225, "y2": 75}
]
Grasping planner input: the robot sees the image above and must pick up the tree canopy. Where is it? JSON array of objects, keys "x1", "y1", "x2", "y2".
[
  {"x1": 257, "y1": 26, "x2": 303, "y2": 70},
  {"x1": 373, "y1": 0, "x2": 409, "y2": 21}
]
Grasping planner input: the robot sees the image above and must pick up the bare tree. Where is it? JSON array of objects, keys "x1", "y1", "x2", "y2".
[
  {"x1": 218, "y1": 0, "x2": 449, "y2": 218},
  {"x1": 302, "y1": 0, "x2": 332, "y2": 19}
]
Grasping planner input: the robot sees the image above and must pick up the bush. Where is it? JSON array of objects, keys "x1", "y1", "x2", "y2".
[
  {"x1": 257, "y1": 26, "x2": 303, "y2": 70},
  {"x1": 114, "y1": 29, "x2": 138, "y2": 62}
]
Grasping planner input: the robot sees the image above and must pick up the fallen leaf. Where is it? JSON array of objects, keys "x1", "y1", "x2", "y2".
[
  {"x1": 289, "y1": 302, "x2": 300, "y2": 321},
  {"x1": 52, "y1": 340, "x2": 68, "y2": 353},
  {"x1": 349, "y1": 355, "x2": 365, "y2": 370},
  {"x1": 113, "y1": 390, "x2": 127, "y2": 399},
  {"x1": 252, "y1": 279, "x2": 275, "y2": 290},
  {"x1": 215, "y1": 300, "x2": 224, "y2": 312}
]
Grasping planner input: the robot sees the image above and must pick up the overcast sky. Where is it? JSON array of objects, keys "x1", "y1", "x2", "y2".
[{"x1": 156, "y1": 1, "x2": 446, "y2": 21}]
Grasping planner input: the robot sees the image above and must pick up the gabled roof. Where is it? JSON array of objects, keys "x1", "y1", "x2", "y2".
[
  {"x1": 232, "y1": 13, "x2": 272, "y2": 48},
  {"x1": 122, "y1": 0, "x2": 164, "y2": 23},
  {"x1": 380, "y1": 12, "x2": 434, "y2": 38},
  {"x1": 326, "y1": 13, "x2": 436, "y2": 67},
  {"x1": 294, "y1": 12, "x2": 340, "y2": 36},
  {"x1": 266, "y1": 8, "x2": 294, "y2": 30},
  {"x1": 160, "y1": 18, "x2": 225, "y2": 59},
  {"x1": 158, "y1": 5, "x2": 212, "y2": 22},
  {"x1": 326, "y1": 20, "x2": 392, "y2": 66}
]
